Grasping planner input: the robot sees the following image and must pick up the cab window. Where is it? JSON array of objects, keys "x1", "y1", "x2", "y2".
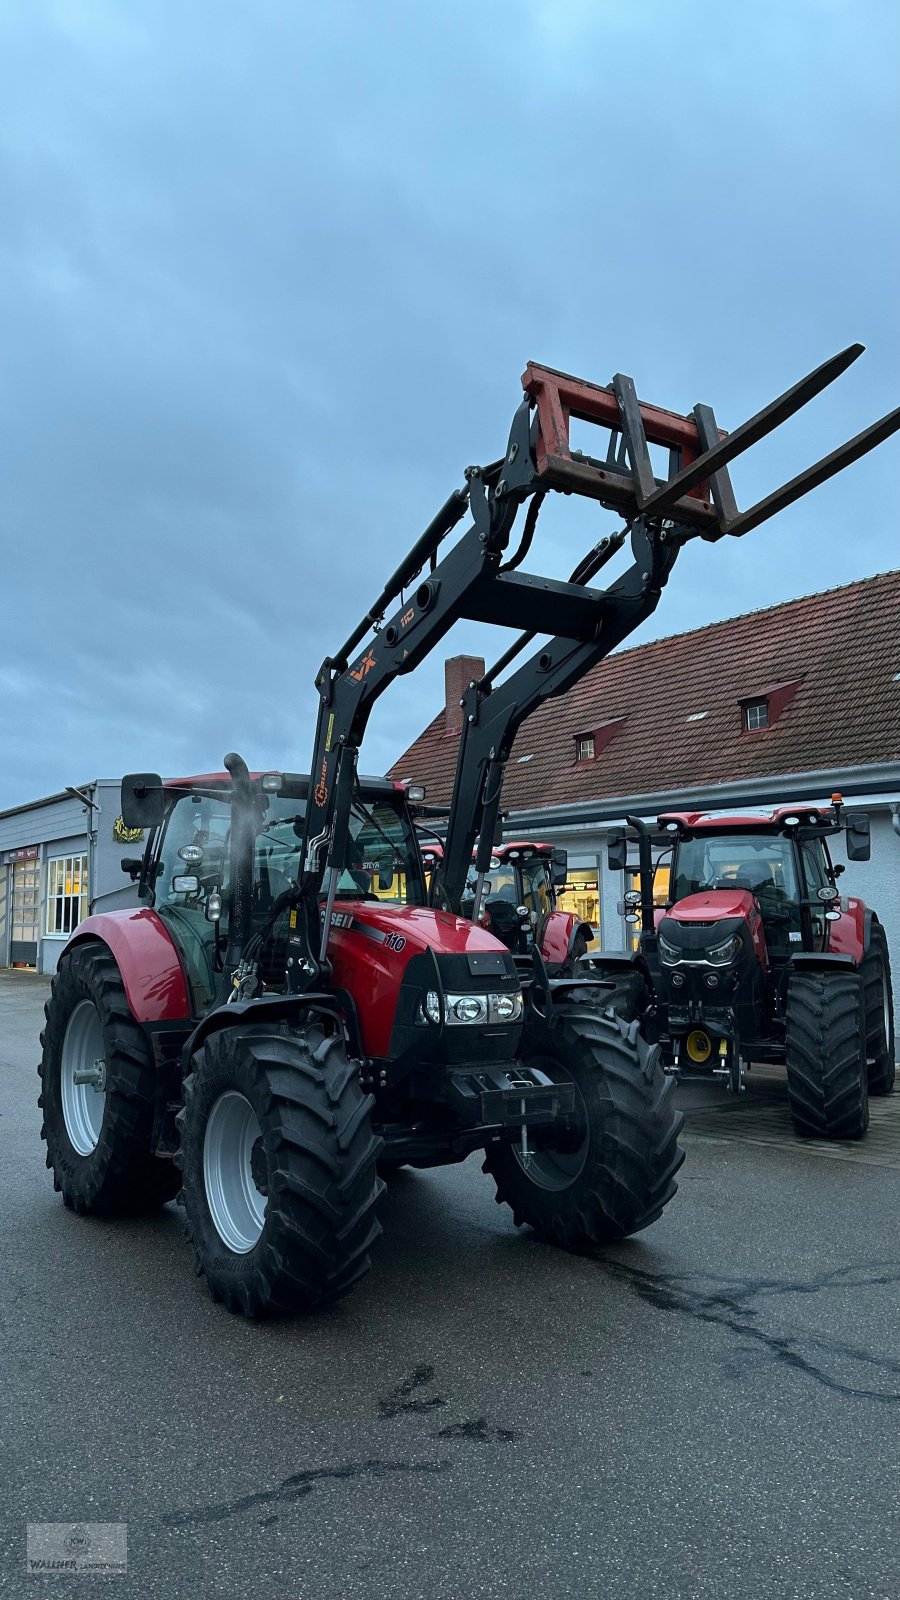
[{"x1": 521, "y1": 860, "x2": 553, "y2": 918}]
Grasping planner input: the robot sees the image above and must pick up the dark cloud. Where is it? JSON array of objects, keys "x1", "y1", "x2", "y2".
[{"x1": 1, "y1": 0, "x2": 898, "y2": 806}]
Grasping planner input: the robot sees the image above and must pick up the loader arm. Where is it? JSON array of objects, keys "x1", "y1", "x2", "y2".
[
  {"x1": 435, "y1": 517, "x2": 679, "y2": 913},
  {"x1": 284, "y1": 347, "x2": 899, "y2": 991}
]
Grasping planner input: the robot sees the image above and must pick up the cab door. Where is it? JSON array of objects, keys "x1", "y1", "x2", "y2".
[{"x1": 800, "y1": 839, "x2": 830, "y2": 952}]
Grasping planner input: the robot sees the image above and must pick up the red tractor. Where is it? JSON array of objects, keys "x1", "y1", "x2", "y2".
[
  {"x1": 38, "y1": 347, "x2": 899, "y2": 1313},
  {"x1": 597, "y1": 802, "x2": 894, "y2": 1138},
  {"x1": 419, "y1": 839, "x2": 594, "y2": 972}
]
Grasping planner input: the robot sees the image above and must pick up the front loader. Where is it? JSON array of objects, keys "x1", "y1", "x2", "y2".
[{"x1": 39, "y1": 345, "x2": 900, "y2": 1314}]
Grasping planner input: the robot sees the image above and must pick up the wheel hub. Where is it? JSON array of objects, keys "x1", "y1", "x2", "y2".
[
  {"x1": 203, "y1": 1091, "x2": 268, "y2": 1254},
  {"x1": 60, "y1": 1000, "x2": 107, "y2": 1156}
]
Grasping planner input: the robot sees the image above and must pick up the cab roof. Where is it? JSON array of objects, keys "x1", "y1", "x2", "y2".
[
  {"x1": 658, "y1": 805, "x2": 833, "y2": 832},
  {"x1": 165, "y1": 771, "x2": 406, "y2": 798}
]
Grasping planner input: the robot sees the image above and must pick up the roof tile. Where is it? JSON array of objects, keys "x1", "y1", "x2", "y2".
[{"x1": 388, "y1": 570, "x2": 900, "y2": 805}]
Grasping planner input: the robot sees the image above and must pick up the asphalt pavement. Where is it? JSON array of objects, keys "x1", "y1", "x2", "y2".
[{"x1": 2, "y1": 973, "x2": 899, "y2": 1600}]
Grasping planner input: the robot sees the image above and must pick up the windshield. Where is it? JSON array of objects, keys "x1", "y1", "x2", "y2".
[
  {"x1": 672, "y1": 834, "x2": 800, "y2": 906},
  {"x1": 156, "y1": 788, "x2": 426, "y2": 910}
]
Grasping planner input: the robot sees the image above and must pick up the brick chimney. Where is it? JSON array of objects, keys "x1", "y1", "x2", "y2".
[{"x1": 444, "y1": 655, "x2": 485, "y2": 736}]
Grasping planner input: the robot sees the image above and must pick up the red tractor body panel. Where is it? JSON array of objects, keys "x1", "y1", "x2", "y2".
[
  {"x1": 537, "y1": 909, "x2": 581, "y2": 967},
  {"x1": 326, "y1": 901, "x2": 509, "y2": 1058},
  {"x1": 670, "y1": 888, "x2": 752, "y2": 921},
  {"x1": 826, "y1": 897, "x2": 867, "y2": 964},
  {"x1": 70, "y1": 902, "x2": 508, "y2": 1055},
  {"x1": 665, "y1": 889, "x2": 769, "y2": 967},
  {"x1": 69, "y1": 910, "x2": 192, "y2": 1022}
]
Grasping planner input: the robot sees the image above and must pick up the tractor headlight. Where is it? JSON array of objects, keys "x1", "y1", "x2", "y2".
[
  {"x1": 454, "y1": 995, "x2": 488, "y2": 1024},
  {"x1": 659, "y1": 936, "x2": 682, "y2": 966},
  {"x1": 707, "y1": 934, "x2": 742, "y2": 966},
  {"x1": 490, "y1": 991, "x2": 523, "y2": 1023},
  {"x1": 420, "y1": 989, "x2": 523, "y2": 1026}
]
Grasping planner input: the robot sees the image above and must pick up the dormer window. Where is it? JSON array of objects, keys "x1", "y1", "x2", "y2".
[
  {"x1": 573, "y1": 717, "x2": 626, "y2": 764},
  {"x1": 739, "y1": 679, "x2": 801, "y2": 735}
]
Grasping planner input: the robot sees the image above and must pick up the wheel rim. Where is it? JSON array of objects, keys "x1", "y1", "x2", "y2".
[
  {"x1": 203, "y1": 1092, "x2": 267, "y2": 1253},
  {"x1": 61, "y1": 1000, "x2": 107, "y2": 1156},
  {"x1": 512, "y1": 1066, "x2": 589, "y2": 1191}
]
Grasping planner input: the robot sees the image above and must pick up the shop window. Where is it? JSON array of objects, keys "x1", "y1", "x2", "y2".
[
  {"x1": 46, "y1": 854, "x2": 89, "y2": 937},
  {"x1": 556, "y1": 871, "x2": 600, "y2": 945}
]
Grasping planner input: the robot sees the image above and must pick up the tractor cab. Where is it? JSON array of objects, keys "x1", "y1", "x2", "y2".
[
  {"x1": 420, "y1": 837, "x2": 590, "y2": 970},
  {"x1": 461, "y1": 843, "x2": 566, "y2": 950},
  {"x1": 659, "y1": 804, "x2": 867, "y2": 971},
  {"x1": 126, "y1": 770, "x2": 429, "y2": 1015}
]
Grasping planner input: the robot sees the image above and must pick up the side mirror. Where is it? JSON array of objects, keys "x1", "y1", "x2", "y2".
[
  {"x1": 172, "y1": 874, "x2": 200, "y2": 895},
  {"x1": 845, "y1": 812, "x2": 870, "y2": 861},
  {"x1": 121, "y1": 773, "x2": 165, "y2": 829},
  {"x1": 550, "y1": 847, "x2": 568, "y2": 886},
  {"x1": 607, "y1": 830, "x2": 628, "y2": 872}
]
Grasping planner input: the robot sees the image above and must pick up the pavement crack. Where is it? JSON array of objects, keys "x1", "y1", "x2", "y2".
[
  {"x1": 378, "y1": 1364, "x2": 448, "y2": 1418},
  {"x1": 162, "y1": 1458, "x2": 453, "y2": 1527},
  {"x1": 606, "y1": 1262, "x2": 900, "y2": 1404}
]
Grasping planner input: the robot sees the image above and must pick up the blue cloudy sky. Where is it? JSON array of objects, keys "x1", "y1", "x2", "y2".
[{"x1": 1, "y1": 0, "x2": 898, "y2": 808}]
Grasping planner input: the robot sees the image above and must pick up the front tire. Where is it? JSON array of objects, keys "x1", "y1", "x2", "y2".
[
  {"x1": 483, "y1": 1001, "x2": 684, "y2": 1245},
  {"x1": 39, "y1": 940, "x2": 179, "y2": 1214},
  {"x1": 785, "y1": 971, "x2": 869, "y2": 1139},
  {"x1": 177, "y1": 1021, "x2": 383, "y2": 1316},
  {"x1": 861, "y1": 924, "x2": 895, "y2": 1095}
]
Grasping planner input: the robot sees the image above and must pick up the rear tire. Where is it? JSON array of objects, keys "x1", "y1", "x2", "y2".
[
  {"x1": 177, "y1": 1021, "x2": 383, "y2": 1316},
  {"x1": 483, "y1": 1001, "x2": 683, "y2": 1245},
  {"x1": 39, "y1": 940, "x2": 179, "y2": 1214},
  {"x1": 785, "y1": 971, "x2": 869, "y2": 1139},
  {"x1": 861, "y1": 924, "x2": 895, "y2": 1095}
]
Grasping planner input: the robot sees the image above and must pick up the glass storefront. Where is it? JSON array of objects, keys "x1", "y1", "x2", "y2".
[{"x1": 557, "y1": 869, "x2": 600, "y2": 946}]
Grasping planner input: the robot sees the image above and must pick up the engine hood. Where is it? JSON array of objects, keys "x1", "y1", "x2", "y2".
[
  {"x1": 326, "y1": 900, "x2": 508, "y2": 959},
  {"x1": 669, "y1": 889, "x2": 756, "y2": 923}
]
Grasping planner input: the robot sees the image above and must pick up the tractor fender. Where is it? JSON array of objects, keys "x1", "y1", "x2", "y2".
[
  {"x1": 538, "y1": 911, "x2": 591, "y2": 968},
  {"x1": 180, "y1": 992, "x2": 350, "y2": 1068},
  {"x1": 826, "y1": 896, "x2": 867, "y2": 965},
  {"x1": 789, "y1": 950, "x2": 859, "y2": 974},
  {"x1": 66, "y1": 909, "x2": 192, "y2": 1023}
]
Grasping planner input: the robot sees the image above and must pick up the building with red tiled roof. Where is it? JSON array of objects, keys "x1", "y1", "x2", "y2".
[{"x1": 389, "y1": 571, "x2": 900, "y2": 981}]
